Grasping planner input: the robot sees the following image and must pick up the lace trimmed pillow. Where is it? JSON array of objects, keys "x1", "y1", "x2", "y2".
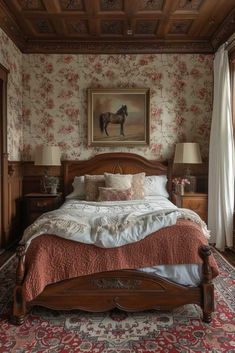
[
  {"x1": 104, "y1": 173, "x2": 133, "y2": 190},
  {"x1": 85, "y1": 175, "x2": 105, "y2": 201},
  {"x1": 98, "y1": 187, "x2": 133, "y2": 201},
  {"x1": 131, "y1": 172, "x2": 145, "y2": 200},
  {"x1": 104, "y1": 172, "x2": 145, "y2": 199}
]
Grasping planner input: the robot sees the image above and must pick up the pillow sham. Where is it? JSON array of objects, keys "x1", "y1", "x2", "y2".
[
  {"x1": 144, "y1": 175, "x2": 169, "y2": 198},
  {"x1": 66, "y1": 175, "x2": 85, "y2": 199},
  {"x1": 131, "y1": 172, "x2": 145, "y2": 200},
  {"x1": 98, "y1": 187, "x2": 133, "y2": 201},
  {"x1": 85, "y1": 175, "x2": 105, "y2": 201},
  {"x1": 105, "y1": 172, "x2": 145, "y2": 200},
  {"x1": 104, "y1": 173, "x2": 133, "y2": 190}
]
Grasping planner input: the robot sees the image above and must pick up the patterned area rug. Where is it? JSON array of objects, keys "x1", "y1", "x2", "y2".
[{"x1": 0, "y1": 249, "x2": 234, "y2": 353}]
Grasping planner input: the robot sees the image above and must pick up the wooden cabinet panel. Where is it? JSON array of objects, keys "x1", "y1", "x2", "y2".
[
  {"x1": 24, "y1": 193, "x2": 63, "y2": 227},
  {"x1": 173, "y1": 192, "x2": 208, "y2": 223}
]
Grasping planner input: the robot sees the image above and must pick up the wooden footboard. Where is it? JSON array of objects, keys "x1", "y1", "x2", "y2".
[{"x1": 12, "y1": 245, "x2": 214, "y2": 325}]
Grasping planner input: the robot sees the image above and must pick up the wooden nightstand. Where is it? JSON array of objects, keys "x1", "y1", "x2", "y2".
[
  {"x1": 173, "y1": 192, "x2": 208, "y2": 223},
  {"x1": 24, "y1": 193, "x2": 63, "y2": 227}
]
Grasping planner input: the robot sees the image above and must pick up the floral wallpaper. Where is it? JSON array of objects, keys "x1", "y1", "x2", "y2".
[
  {"x1": 0, "y1": 26, "x2": 214, "y2": 162},
  {"x1": 22, "y1": 53, "x2": 213, "y2": 161},
  {"x1": 0, "y1": 28, "x2": 23, "y2": 160}
]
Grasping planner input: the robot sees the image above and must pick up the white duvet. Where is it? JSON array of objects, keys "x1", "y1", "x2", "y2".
[
  {"x1": 22, "y1": 196, "x2": 209, "y2": 286},
  {"x1": 22, "y1": 196, "x2": 209, "y2": 249}
]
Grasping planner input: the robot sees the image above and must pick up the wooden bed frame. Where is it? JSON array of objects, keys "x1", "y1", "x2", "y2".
[{"x1": 13, "y1": 153, "x2": 214, "y2": 325}]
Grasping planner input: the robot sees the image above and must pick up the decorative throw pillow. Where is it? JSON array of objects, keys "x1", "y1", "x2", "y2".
[
  {"x1": 66, "y1": 176, "x2": 85, "y2": 199},
  {"x1": 131, "y1": 172, "x2": 145, "y2": 200},
  {"x1": 104, "y1": 173, "x2": 133, "y2": 190},
  {"x1": 85, "y1": 175, "x2": 105, "y2": 201},
  {"x1": 98, "y1": 187, "x2": 133, "y2": 201},
  {"x1": 144, "y1": 175, "x2": 169, "y2": 198}
]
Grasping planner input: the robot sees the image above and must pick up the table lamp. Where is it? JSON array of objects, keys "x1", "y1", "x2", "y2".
[
  {"x1": 34, "y1": 145, "x2": 61, "y2": 193},
  {"x1": 173, "y1": 142, "x2": 202, "y2": 192}
]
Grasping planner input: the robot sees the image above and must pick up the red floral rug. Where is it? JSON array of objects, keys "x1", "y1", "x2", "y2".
[{"x1": 0, "y1": 248, "x2": 234, "y2": 353}]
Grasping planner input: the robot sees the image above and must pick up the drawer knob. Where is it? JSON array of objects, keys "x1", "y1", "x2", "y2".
[{"x1": 36, "y1": 201, "x2": 47, "y2": 207}]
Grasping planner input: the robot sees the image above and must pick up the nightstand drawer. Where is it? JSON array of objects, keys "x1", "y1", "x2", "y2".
[
  {"x1": 173, "y1": 192, "x2": 208, "y2": 223},
  {"x1": 23, "y1": 193, "x2": 63, "y2": 227},
  {"x1": 28, "y1": 198, "x2": 58, "y2": 212},
  {"x1": 182, "y1": 199, "x2": 207, "y2": 214}
]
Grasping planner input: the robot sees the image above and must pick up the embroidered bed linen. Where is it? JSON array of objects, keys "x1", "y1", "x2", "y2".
[{"x1": 22, "y1": 196, "x2": 209, "y2": 250}]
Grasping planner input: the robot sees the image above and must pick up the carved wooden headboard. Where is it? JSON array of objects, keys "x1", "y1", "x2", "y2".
[{"x1": 63, "y1": 152, "x2": 172, "y2": 197}]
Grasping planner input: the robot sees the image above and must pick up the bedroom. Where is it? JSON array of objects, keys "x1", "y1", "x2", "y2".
[{"x1": 0, "y1": 0, "x2": 235, "y2": 352}]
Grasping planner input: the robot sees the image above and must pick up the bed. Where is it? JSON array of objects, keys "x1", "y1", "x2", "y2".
[{"x1": 13, "y1": 152, "x2": 217, "y2": 325}]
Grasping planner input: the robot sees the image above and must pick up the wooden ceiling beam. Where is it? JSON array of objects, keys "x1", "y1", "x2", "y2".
[
  {"x1": 88, "y1": 18, "x2": 98, "y2": 36},
  {"x1": 1, "y1": 0, "x2": 34, "y2": 36},
  {"x1": 50, "y1": 18, "x2": 67, "y2": 36},
  {"x1": 199, "y1": 0, "x2": 235, "y2": 37},
  {"x1": 157, "y1": 0, "x2": 179, "y2": 37},
  {"x1": 188, "y1": 0, "x2": 235, "y2": 37},
  {"x1": 42, "y1": 0, "x2": 60, "y2": 13},
  {"x1": 85, "y1": 0, "x2": 99, "y2": 16},
  {"x1": 125, "y1": 0, "x2": 139, "y2": 16}
]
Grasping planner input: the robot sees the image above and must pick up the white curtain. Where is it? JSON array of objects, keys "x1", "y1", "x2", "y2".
[{"x1": 208, "y1": 44, "x2": 235, "y2": 251}]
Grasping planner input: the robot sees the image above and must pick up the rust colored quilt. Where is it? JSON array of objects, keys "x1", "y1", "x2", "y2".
[{"x1": 23, "y1": 219, "x2": 218, "y2": 301}]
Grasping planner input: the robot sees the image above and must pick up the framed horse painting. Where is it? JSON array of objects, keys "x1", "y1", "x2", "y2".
[{"x1": 88, "y1": 88, "x2": 150, "y2": 146}]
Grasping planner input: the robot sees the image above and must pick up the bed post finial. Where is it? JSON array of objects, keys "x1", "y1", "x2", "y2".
[
  {"x1": 167, "y1": 159, "x2": 173, "y2": 200},
  {"x1": 199, "y1": 245, "x2": 214, "y2": 323}
]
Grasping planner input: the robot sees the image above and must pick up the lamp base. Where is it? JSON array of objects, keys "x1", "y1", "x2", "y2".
[{"x1": 185, "y1": 175, "x2": 197, "y2": 193}]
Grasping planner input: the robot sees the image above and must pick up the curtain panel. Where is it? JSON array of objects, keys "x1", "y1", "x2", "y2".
[{"x1": 208, "y1": 44, "x2": 235, "y2": 251}]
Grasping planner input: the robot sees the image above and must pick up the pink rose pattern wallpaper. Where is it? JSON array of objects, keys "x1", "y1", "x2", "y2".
[
  {"x1": 22, "y1": 53, "x2": 213, "y2": 161},
  {"x1": 0, "y1": 27, "x2": 214, "y2": 162},
  {"x1": 0, "y1": 29, "x2": 23, "y2": 160}
]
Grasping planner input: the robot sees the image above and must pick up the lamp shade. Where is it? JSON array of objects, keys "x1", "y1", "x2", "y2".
[
  {"x1": 174, "y1": 142, "x2": 202, "y2": 164},
  {"x1": 34, "y1": 146, "x2": 61, "y2": 166}
]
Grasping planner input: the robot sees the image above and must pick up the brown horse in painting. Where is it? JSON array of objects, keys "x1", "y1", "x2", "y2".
[{"x1": 99, "y1": 105, "x2": 128, "y2": 136}]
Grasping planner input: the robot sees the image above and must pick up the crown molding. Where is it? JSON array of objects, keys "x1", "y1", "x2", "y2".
[
  {"x1": 23, "y1": 39, "x2": 213, "y2": 54},
  {"x1": 211, "y1": 7, "x2": 235, "y2": 50}
]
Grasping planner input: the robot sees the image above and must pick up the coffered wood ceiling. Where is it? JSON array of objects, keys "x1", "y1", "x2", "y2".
[{"x1": 0, "y1": 0, "x2": 234, "y2": 53}]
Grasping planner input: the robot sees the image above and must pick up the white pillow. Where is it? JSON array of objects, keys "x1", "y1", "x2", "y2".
[
  {"x1": 144, "y1": 175, "x2": 169, "y2": 198},
  {"x1": 66, "y1": 176, "x2": 85, "y2": 199}
]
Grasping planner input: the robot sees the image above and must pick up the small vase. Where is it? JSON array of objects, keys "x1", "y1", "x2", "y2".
[
  {"x1": 179, "y1": 184, "x2": 184, "y2": 195},
  {"x1": 50, "y1": 185, "x2": 57, "y2": 194},
  {"x1": 177, "y1": 184, "x2": 184, "y2": 195}
]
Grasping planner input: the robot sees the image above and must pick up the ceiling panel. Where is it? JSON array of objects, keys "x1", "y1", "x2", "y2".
[
  {"x1": 59, "y1": 0, "x2": 85, "y2": 11},
  {"x1": 0, "y1": 0, "x2": 234, "y2": 53}
]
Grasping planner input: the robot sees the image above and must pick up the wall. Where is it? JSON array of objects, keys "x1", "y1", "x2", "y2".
[
  {"x1": 0, "y1": 28, "x2": 23, "y2": 161},
  {"x1": 22, "y1": 53, "x2": 213, "y2": 161}
]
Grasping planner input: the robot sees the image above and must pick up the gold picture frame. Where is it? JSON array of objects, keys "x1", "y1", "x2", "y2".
[{"x1": 88, "y1": 88, "x2": 150, "y2": 146}]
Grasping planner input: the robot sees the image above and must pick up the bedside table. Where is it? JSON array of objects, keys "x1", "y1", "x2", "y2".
[
  {"x1": 24, "y1": 193, "x2": 63, "y2": 227},
  {"x1": 173, "y1": 192, "x2": 208, "y2": 223}
]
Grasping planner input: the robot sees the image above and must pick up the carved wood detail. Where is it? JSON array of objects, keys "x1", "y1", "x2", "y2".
[
  {"x1": 13, "y1": 244, "x2": 26, "y2": 325},
  {"x1": 92, "y1": 278, "x2": 142, "y2": 289},
  {"x1": 199, "y1": 245, "x2": 214, "y2": 323},
  {"x1": 13, "y1": 244, "x2": 215, "y2": 325},
  {"x1": 0, "y1": 0, "x2": 235, "y2": 53},
  {"x1": 62, "y1": 152, "x2": 170, "y2": 196},
  {"x1": 0, "y1": 65, "x2": 9, "y2": 249},
  {"x1": 7, "y1": 161, "x2": 23, "y2": 246}
]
